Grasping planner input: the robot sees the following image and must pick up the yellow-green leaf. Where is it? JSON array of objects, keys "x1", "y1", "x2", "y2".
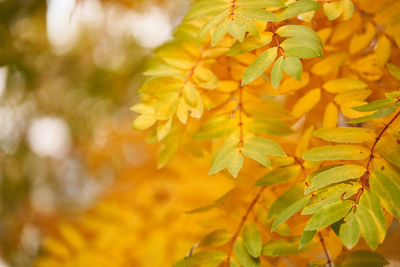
[
  {"x1": 304, "y1": 200, "x2": 353, "y2": 230},
  {"x1": 255, "y1": 165, "x2": 300, "y2": 186},
  {"x1": 272, "y1": 196, "x2": 311, "y2": 231},
  {"x1": 370, "y1": 170, "x2": 400, "y2": 219},
  {"x1": 242, "y1": 47, "x2": 278, "y2": 85},
  {"x1": 302, "y1": 145, "x2": 370, "y2": 161},
  {"x1": 313, "y1": 127, "x2": 375, "y2": 143},
  {"x1": 243, "y1": 223, "x2": 262, "y2": 258}
]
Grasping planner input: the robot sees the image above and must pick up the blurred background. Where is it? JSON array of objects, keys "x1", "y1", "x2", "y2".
[{"x1": 0, "y1": 0, "x2": 200, "y2": 265}]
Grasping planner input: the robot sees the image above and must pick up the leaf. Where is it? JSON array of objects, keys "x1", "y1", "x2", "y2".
[
  {"x1": 272, "y1": 196, "x2": 311, "y2": 231},
  {"x1": 387, "y1": 63, "x2": 400, "y2": 81},
  {"x1": 370, "y1": 170, "x2": 400, "y2": 219},
  {"x1": 302, "y1": 145, "x2": 370, "y2": 161},
  {"x1": 193, "y1": 116, "x2": 235, "y2": 140},
  {"x1": 211, "y1": 20, "x2": 230, "y2": 46},
  {"x1": 157, "y1": 119, "x2": 172, "y2": 141},
  {"x1": 339, "y1": 212, "x2": 361, "y2": 249},
  {"x1": 267, "y1": 183, "x2": 304, "y2": 221},
  {"x1": 304, "y1": 200, "x2": 353, "y2": 230},
  {"x1": 234, "y1": 240, "x2": 260, "y2": 267},
  {"x1": 291, "y1": 88, "x2": 321, "y2": 117},
  {"x1": 228, "y1": 32, "x2": 273, "y2": 56},
  {"x1": 305, "y1": 165, "x2": 365, "y2": 194},
  {"x1": 242, "y1": 148, "x2": 271, "y2": 168},
  {"x1": 324, "y1": 1, "x2": 343, "y2": 20},
  {"x1": 242, "y1": 47, "x2": 278, "y2": 85},
  {"x1": 299, "y1": 230, "x2": 316, "y2": 248},
  {"x1": 262, "y1": 238, "x2": 307, "y2": 256},
  {"x1": 236, "y1": 7, "x2": 278, "y2": 21},
  {"x1": 352, "y1": 99, "x2": 395, "y2": 112},
  {"x1": 244, "y1": 135, "x2": 286, "y2": 157},
  {"x1": 158, "y1": 141, "x2": 178, "y2": 168},
  {"x1": 282, "y1": 56, "x2": 302, "y2": 81},
  {"x1": 198, "y1": 229, "x2": 231, "y2": 248},
  {"x1": 347, "y1": 106, "x2": 397, "y2": 124},
  {"x1": 247, "y1": 119, "x2": 294, "y2": 136},
  {"x1": 276, "y1": 25, "x2": 322, "y2": 47},
  {"x1": 335, "y1": 250, "x2": 388, "y2": 267},
  {"x1": 243, "y1": 223, "x2": 262, "y2": 258},
  {"x1": 271, "y1": 56, "x2": 284, "y2": 88},
  {"x1": 228, "y1": 20, "x2": 247, "y2": 42},
  {"x1": 323, "y1": 78, "x2": 367, "y2": 93},
  {"x1": 356, "y1": 190, "x2": 386, "y2": 249},
  {"x1": 183, "y1": 1, "x2": 229, "y2": 22},
  {"x1": 278, "y1": 0, "x2": 321, "y2": 20},
  {"x1": 375, "y1": 136, "x2": 400, "y2": 168},
  {"x1": 255, "y1": 165, "x2": 300, "y2": 186},
  {"x1": 209, "y1": 141, "x2": 238, "y2": 175},
  {"x1": 313, "y1": 127, "x2": 375, "y2": 143},
  {"x1": 280, "y1": 37, "x2": 323, "y2": 58},
  {"x1": 197, "y1": 11, "x2": 229, "y2": 43},
  {"x1": 227, "y1": 150, "x2": 244, "y2": 178},
  {"x1": 174, "y1": 251, "x2": 226, "y2": 267}
]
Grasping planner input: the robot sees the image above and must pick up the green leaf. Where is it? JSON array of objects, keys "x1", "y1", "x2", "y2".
[
  {"x1": 304, "y1": 200, "x2": 353, "y2": 230},
  {"x1": 313, "y1": 127, "x2": 375, "y2": 143},
  {"x1": 276, "y1": 25, "x2": 322, "y2": 47},
  {"x1": 305, "y1": 165, "x2": 365, "y2": 194},
  {"x1": 242, "y1": 47, "x2": 278, "y2": 85},
  {"x1": 228, "y1": 32, "x2": 272, "y2": 56},
  {"x1": 352, "y1": 99, "x2": 395, "y2": 112},
  {"x1": 237, "y1": 0, "x2": 285, "y2": 8},
  {"x1": 281, "y1": 36, "x2": 323, "y2": 58},
  {"x1": 278, "y1": 0, "x2": 321, "y2": 20},
  {"x1": 242, "y1": 148, "x2": 271, "y2": 168},
  {"x1": 193, "y1": 116, "x2": 236, "y2": 140},
  {"x1": 375, "y1": 136, "x2": 400, "y2": 168},
  {"x1": 243, "y1": 223, "x2": 262, "y2": 258},
  {"x1": 183, "y1": 1, "x2": 229, "y2": 21},
  {"x1": 323, "y1": 1, "x2": 343, "y2": 20},
  {"x1": 197, "y1": 11, "x2": 229, "y2": 44},
  {"x1": 174, "y1": 251, "x2": 226, "y2": 267},
  {"x1": 234, "y1": 240, "x2": 260, "y2": 267},
  {"x1": 271, "y1": 56, "x2": 284, "y2": 88},
  {"x1": 209, "y1": 140, "x2": 238, "y2": 175},
  {"x1": 347, "y1": 106, "x2": 397, "y2": 124},
  {"x1": 262, "y1": 238, "x2": 306, "y2": 256},
  {"x1": 370, "y1": 170, "x2": 400, "y2": 219},
  {"x1": 211, "y1": 20, "x2": 230, "y2": 46},
  {"x1": 244, "y1": 135, "x2": 286, "y2": 157},
  {"x1": 236, "y1": 7, "x2": 278, "y2": 21},
  {"x1": 387, "y1": 63, "x2": 400, "y2": 81},
  {"x1": 302, "y1": 145, "x2": 370, "y2": 161},
  {"x1": 282, "y1": 56, "x2": 303, "y2": 81},
  {"x1": 228, "y1": 20, "x2": 247, "y2": 42},
  {"x1": 267, "y1": 183, "x2": 304, "y2": 221},
  {"x1": 302, "y1": 183, "x2": 360, "y2": 215},
  {"x1": 299, "y1": 230, "x2": 316, "y2": 249},
  {"x1": 199, "y1": 229, "x2": 231, "y2": 248},
  {"x1": 356, "y1": 190, "x2": 386, "y2": 249},
  {"x1": 339, "y1": 212, "x2": 360, "y2": 249},
  {"x1": 335, "y1": 250, "x2": 388, "y2": 267},
  {"x1": 255, "y1": 165, "x2": 300, "y2": 186},
  {"x1": 272, "y1": 196, "x2": 311, "y2": 231},
  {"x1": 227, "y1": 150, "x2": 244, "y2": 178}
]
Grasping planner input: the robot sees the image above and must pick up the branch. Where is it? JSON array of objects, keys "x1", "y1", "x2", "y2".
[
  {"x1": 225, "y1": 187, "x2": 265, "y2": 263},
  {"x1": 318, "y1": 232, "x2": 332, "y2": 267},
  {"x1": 356, "y1": 110, "x2": 400, "y2": 204}
]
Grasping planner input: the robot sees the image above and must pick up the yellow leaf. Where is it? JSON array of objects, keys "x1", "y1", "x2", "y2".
[
  {"x1": 176, "y1": 98, "x2": 189, "y2": 124},
  {"x1": 375, "y1": 35, "x2": 391, "y2": 68},
  {"x1": 334, "y1": 89, "x2": 372, "y2": 105},
  {"x1": 157, "y1": 119, "x2": 172, "y2": 141},
  {"x1": 291, "y1": 88, "x2": 321, "y2": 117},
  {"x1": 323, "y1": 78, "x2": 367, "y2": 93},
  {"x1": 311, "y1": 52, "x2": 349, "y2": 75},
  {"x1": 341, "y1": 101, "x2": 373, "y2": 119},
  {"x1": 58, "y1": 223, "x2": 86, "y2": 251},
  {"x1": 351, "y1": 55, "x2": 383, "y2": 81},
  {"x1": 132, "y1": 114, "x2": 157, "y2": 130},
  {"x1": 323, "y1": 102, "x2": 338, "y2": 128},
  {"x1": 216, "y1": 80, "x2": 239, "y2": 93},
  {"x1": 349, "y1": 23, "x2": 376, "y2": 54},
  {"x1": 296, "y1": 126, "x2": 314, "y2": 158},
  {"x1": 183, "y1": 82, "x2": 199, "y2": 107}
]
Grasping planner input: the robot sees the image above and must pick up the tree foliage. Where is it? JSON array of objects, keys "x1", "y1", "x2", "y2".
[{"x1": 129, "y1": 0, "x2": 400, "y2": 265}]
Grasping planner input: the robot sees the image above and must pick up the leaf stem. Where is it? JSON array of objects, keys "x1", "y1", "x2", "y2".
[
  {"x1": 238, "y1": 85, "x2": 244, "y2": 148},
  {"x1": 318, "y1": 232, "x2": 332, "y2": 267},
  {"x1": 225, "y1": 187, "x2": 265, "y2": 264},
  {"x1": 355, "y1": 110, "x2": 400, "y2": 204},
  {"x1": 268, "y1": 22, "x2": 285, "y2": 58}
]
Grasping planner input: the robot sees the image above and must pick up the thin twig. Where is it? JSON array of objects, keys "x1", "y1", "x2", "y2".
[{"x1": 318, "y1": 232, "x2": 332, "y2": 267}]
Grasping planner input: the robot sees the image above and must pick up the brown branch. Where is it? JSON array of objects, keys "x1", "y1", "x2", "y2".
[
  {"x1": 225, "y1": 187, "x2": 265, "y2": 264},
  {"x1": 318, "y1": 232, "x2": 332, "y2": 267},
  {"x1": 238, "y1": 85, "x2": 244, "y2": 148},
  {"x1": 355, "y1": 110, "x2": 400, "y2": 204},
  {"x1": 268, "y1": 22, "x2": 285, "y2": 58}
]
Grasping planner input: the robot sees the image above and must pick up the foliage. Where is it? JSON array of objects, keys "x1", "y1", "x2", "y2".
[{"x1": 130, "y1": 0, "x2": 400, "y2": 265}]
